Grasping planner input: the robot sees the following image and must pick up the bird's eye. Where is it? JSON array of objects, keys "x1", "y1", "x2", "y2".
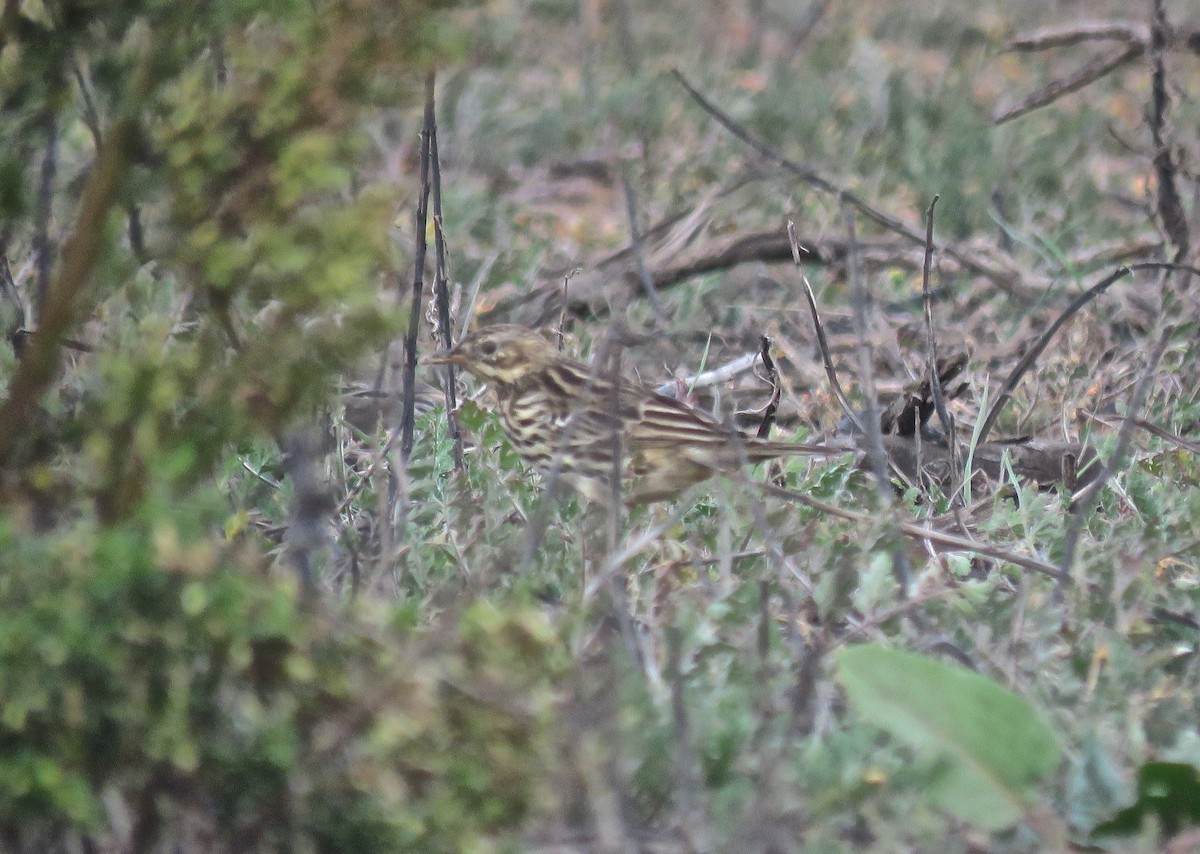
[{"x1": 479, "y1": 341, "x2": 498, "y2": 357}]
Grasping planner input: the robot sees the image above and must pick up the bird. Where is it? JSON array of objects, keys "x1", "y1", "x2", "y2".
[{"x1": 425, "y1": 325, "x2": 850, "y2": 504}]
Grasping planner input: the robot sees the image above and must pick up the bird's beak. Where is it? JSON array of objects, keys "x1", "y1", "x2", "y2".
[{"x1": 424, "y1": 347, "x2": 463, "y2": 366}]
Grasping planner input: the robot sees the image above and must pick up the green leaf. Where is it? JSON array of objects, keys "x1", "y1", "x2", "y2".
[
  {"x1": 1092, "y1": 762, "x2": 1200, "y2": 840},
  {"x1": 835, "y1": 645, "x2": 1060, "y2": 830}
]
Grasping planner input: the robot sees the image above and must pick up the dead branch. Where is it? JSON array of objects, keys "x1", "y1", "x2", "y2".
[
  {"x1": 1005, "y1": 21, "x2": 1148, "y2": 51},
  {"x1": 673, "y1": 70, "x2": 1024, "y2": 298},
  {"x1": 1005, "y1": 21, "x2": 1200, "y2": 54},
  {"x1": 753, "y1": 335, "x2": 781, "y2": 438},
  {"x1": 763, "y1": 482, "x2": 1071, "y2": 584},
  {"x1": 482, "y1": 227, "x2": 987, "y2": 327},
  {"x1": 977, "y1": 261, "x2": 1200, "y2": 445},
  {"x1": 0, "y1": 117, "x2": 136, "y2": 466},
  {"x1": 788, "y1": 221, "x2": 860, "y2": 431},
  {"x1": 654, "y1": 351, "x2": 760, "y2": 396},
  {"x1": 399, "y1": 72, "x2": 435, "y2": 462},
  {"x1": 428, "y1": 82, "x2": 465, "y2": 471},
  {"x1": 1149, "y1": 0, "x2": 1190, "y2": 260},
  {"x1": 993, "y1": 43, "x2": 1143, "y2": 125}
]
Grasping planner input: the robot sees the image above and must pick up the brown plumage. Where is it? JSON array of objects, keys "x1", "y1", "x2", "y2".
[{"x1": 427, "y1": 325, "x2": 848, "y2": 504}]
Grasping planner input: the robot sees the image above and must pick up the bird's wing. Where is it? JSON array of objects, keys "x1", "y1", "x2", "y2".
[
  {"x1": 625, "y1": 383, "x2": 741, "y2": 448},
  {"x1": 625, "y1": 384, "x2": 849, "y2": 461}
]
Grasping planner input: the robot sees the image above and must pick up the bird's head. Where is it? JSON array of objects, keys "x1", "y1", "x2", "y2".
[{"x1": 425, "y1": 325, "x2": 560, "y2": 385}]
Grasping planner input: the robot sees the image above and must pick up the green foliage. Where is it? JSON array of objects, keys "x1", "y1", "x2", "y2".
[
  {"x1": 0, "y1": 0, "x2": 576, "y2": 850},
  {"x1": 1092, "y1": 762, "x2": 1200, "y2": 841},
  {"x1": 0, "y1": 506, "x2": 561, "y2": 851},
  {"x1": 836, "y1": 645, "x2": 1061, "y2": 830}
]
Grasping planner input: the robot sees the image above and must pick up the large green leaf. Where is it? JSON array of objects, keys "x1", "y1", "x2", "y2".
[{"x1": 835, "y1": 645, "x2": 1060, "y2": 830}]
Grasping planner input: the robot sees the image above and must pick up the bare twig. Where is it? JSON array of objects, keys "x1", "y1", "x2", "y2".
[
  {"x1": 598, "y1": 340, "x2": 647, "y2": 687},
  {"x1": 0, "y1": 253, "x2": 24, "y2": 341},
  {"x1": 788, "y1": 221, "x2": 861, "y2": 429},
  {"x1": 1006, "y1": 21, "x2": 1147, "y2": 51},
  {"x1": 762, "y1": 483, "x2": 1070, "y2": 583},
  {"x1": 1149, "y1": 0, "x2": 1190, "y2": 260},
  {"x1": 455, "y1": 250, "x2": 497, "y2": 340},
  {"x1": 649, "y1": 230, "x2": 830, "y2": 287},
  {"x1": 428, "y1": 94, "x2": 465, "y2": 471},
  {"x1": 666, "y1": 625, "x2": 710, "y2": 852},
  {"x1": 845, "y1": 208, "x2": 886, "y2": 492},
  {"x1": 519, "y1": 329, "x2": 628, "y2": 566},
  {"x1": 68, "y1": 53, "x2": 147, "y2": 265},
  {"x1": 483, "y1": 229, "x2": 970, "y2": 327},
  {"x1": 556, "y1": 268, "x2": 580, "y2": 350},
  {"x1": 977, "y1": 264, "x2": 1130, "y2": 444},
  {"x1": 977, "y1": 262, "x2": 1200, "y2": 445},
  {"x1": 1004, "y1": 21, "x2": 1200, "y2": 54},
  {"x1": 755, "y1": 335, "x2": 780, "y2": 439},
  {"x1": 605, "y1": 344, "x2": 626, "y2": 552},
  {"x1": 0, "y1": 117, "x2": 136, "y2": 465},
  {"x1": 334, "y1": 426, "x2": 400, "y2": 518},
  {"x1": 1083, "y1": 411, "x2": 1200, "y2": 455},
  {"x1": 672, "y1": 69, "x2": 1020, "y2": 294},
  {"x1": 845, "y1": 204, "x2": 912, "y2": 592},
  {"x1": 654, "y1": 350, "x2": 760, "y2": 396},
  {"x1": 1060, "y1": 328, "x2": 1170, "y2": 582},
  {"x1": 921, "y1": 196, "x2": 960, "y2": 499},
  {"x1": 279, "y1": 428, "x2": 329, "y2": 599},
  {"x1": 620, "y1": 166, "x2": 664, "y2": 322},
  {"x1": 69, "y1": 57, "x2": 102, "y2": 142},
  {"x1": 992, "y1": 44, "x2": 1143, "y2": 125},
  {"x1": 32, "y1": 111, "x2": 58, "y2": 316},
  {"x1": 610, "y1": 0, "x2": 639, "y2": 73},
  {"x1": 400, "y1": 71, "x2": 435, "y2": 463}
]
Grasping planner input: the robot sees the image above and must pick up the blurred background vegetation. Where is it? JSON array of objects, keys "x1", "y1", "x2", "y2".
[{"x1": 1, "y1": 0, "x2": 1198, "y2": 851}]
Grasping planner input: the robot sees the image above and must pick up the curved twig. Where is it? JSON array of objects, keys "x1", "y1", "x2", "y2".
[{"x1": 976, "y1": 261, "x2": 1200, "y2": 446}]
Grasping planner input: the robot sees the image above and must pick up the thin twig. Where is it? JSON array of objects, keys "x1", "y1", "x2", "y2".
[
  {"x1": 1006, "y1": 22, "x2": 1147, "y2": 52},
  {"x1": 992, "y1": 44, "x2": 1143, "y2": 125},
  {"x1": 279, "y1": 429, "x2": 328, "y2": 599},
  {"x1": 0, "y1": 118, "x2": 136, "y2": 463},
  {"x1": 605, "y1": 343, "x2": 626, "y2": 552},
  {"x1": 428, "y1": 94, "x2": 465, "y2": 470},
  {"x1": 755, "y1": 335, "x2": 780, "y2": 439},
  {"x1": 32, "y1": 110, "x2": 58, "y2": 316},
  {"x1": 976, "y1": 262, "x2": 1200, "y2": 445},
  {"x1": 456, "y1": 251, "x2": 497, "y2": 340},
  {"x1": 654, "y1": 351, "x2": 759, "y2": 396},
  {"x1": 1149, "y1": 0, "x2": 1190, "y2": 260},
  {"x1": 484, "y1": 229, "x2": 971, "y2": 326},
  {"x1": 0, "y1": 253, "x2": 24, "y2": 339},
  {"x1": 1060, "y1": 327, "x2": 1170, "y2": 582},
  {"x1": 399, "y1": 71, "x2": 435, "y2": 463},
  {"x1": 762, "y1": 483, "x2": 1069, "y2": 583},
  {"x1": 519, "y1": 329, "x2": 627, "y2": 566},
  {"x1": 334, "y1": 426, "x2": 401, "y2": 518},
  {"x1": 1083, "y1": 411, "x2": 1200, "y2": 455},
  {"x1": 70, "y1": 56, "x2": 102, "y2": 143},
  {"x1": 672, "y1": 69, "x2": 1019, "y2": 294},
  {"x1": 788, "y1": 221, "x2": 861, "y2": 430},
  {"x1": 845, "y1": 208, "x2": 886, "y2": 493},
  {"x1": 844, "y1": 204, "x2": 912, "y2": 593},
  {"x1": 920, "y1": 195, "x2": 959, "y2": 500},
  {"x1": 69, "y1": 56, "x2": 148, "y2": 265},
  {"x1": 599, "y1": 339, "x2": 646, "y2": 685},
  {"x1": 666, "y1": 624, "x2": 709, "y2": 852},
  {"x1": 620, "y1": 166, "x2": 664, "y2": 322},
  {"x1": 556, "y1": 268, "x2": 580, "y2": 351}
]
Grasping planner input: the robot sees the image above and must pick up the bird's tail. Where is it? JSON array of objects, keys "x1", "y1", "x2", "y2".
[{"x1": 743, "y1": 438, "x2": 856, "y2": 461}]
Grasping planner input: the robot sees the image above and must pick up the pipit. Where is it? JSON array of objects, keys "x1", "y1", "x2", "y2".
[{"x1": 427, "y1": 325, "x2": 848, "y2": 504}]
